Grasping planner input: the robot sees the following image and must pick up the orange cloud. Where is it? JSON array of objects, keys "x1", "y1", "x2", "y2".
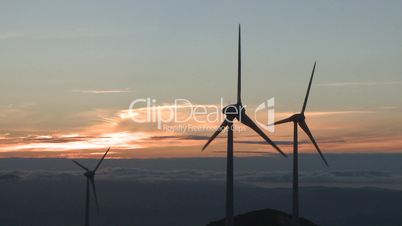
[{"x1": 0, "y1": 104, "x2": 401, "y2": 158}]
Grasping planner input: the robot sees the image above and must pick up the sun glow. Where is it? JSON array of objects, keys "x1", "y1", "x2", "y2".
[{"x1": 0, "y1": 132, "x2": 147, "y2": 153}]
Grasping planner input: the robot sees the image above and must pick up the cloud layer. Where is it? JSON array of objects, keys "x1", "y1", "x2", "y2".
[{"x1": 1, "y1": 167, "x2": 400, "y2": 189}]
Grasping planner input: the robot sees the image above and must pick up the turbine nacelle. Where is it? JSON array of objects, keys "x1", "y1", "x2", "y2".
[
  {"x1": 84, "y1": 171, "x2": 95, "y2": 177},
  {"x1": 290, "y1": 113, "x2": 305, "y2": 123},
  {"x1": 222, "y1": 103, "x2": 245, "y2": 121}
]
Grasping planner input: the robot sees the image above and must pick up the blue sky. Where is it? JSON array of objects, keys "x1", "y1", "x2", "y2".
[{"x1": 1, "y1": 0, "x2": 401, "y2": 107}]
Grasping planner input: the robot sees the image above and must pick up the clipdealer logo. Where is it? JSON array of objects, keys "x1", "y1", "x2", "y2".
[{"x1": 127, "y1": 98, "x2": 275, "y2": 132}]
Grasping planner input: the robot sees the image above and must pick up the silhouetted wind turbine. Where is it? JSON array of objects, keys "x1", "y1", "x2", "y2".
[
  {"x1": 272, "y1": 62, "x2": 328, "y2": 226},
  {"x1": 72, "y1": 147, "x2": 111, "y2": 226},
  {"x1": 202, "y1": 24, "x2": 287, "y2": 226}
]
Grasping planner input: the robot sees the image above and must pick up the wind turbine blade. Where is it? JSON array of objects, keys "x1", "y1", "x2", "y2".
[
  {"x1": 202, "y1": 120, "x2": 228, "y2": 151},
  {"x1": 298, "y1": 120, "x2": 328, "y2": 166},
  {"x1": 240, "y1": 113, "x2": 287, "y2": 157},
  {"x1": 237, "y1": 24, "x2": 242, "y2": 104},
  {"x1": 273, "y1": 116, "x2": 293, "y2": 126},
  {"x1": 301, "y1": 61, "x2": 316, "y2": 114},
  {"x1": 71, "y1": 160, "x2": 89, "y2": 171},
  {"x1": 94, "y1": 147, "x2": 110, "y2": 172},
  {"x1": 89, "y1": 177, "x2": 100, "y2": 213}
]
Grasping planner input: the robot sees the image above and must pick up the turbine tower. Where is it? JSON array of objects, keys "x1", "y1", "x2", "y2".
[
  {"x1": 72, "y1": 147, "x2": 111, "y2": 226},
  {"x1": 273, "y1": 62, "x2": 328, "y2": 226},
  {"x1": 202, "y1": 25, "x2": 287, "y2": 226}
]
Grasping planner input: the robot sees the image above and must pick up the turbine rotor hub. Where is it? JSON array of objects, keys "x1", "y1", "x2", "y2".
[
  {"x1": 222, "y1": 103, "x2": 245, "y2": 116},
  {"x1": 293, "y1": 113, "x2": 305, "y2": 122}
]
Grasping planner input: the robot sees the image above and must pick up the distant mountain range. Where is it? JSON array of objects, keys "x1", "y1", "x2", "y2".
[{"x1": 207, "y1": 208, "x2": 318, "y2": 226}]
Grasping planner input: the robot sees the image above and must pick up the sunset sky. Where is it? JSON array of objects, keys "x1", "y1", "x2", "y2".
[{"x1": 1, "y1": 0, "x2": 402, "y2": 158}]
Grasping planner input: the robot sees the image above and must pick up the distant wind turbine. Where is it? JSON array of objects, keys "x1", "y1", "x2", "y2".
[
  {"x1": 72, "y1": 147, "x2": 111, "y2": 226},
  {"x1": 202, "y1": 25, "x2": 287, "y2": 226},
  {"x1": 272, "y1": 62, "x2": 328, "y2": 226}
]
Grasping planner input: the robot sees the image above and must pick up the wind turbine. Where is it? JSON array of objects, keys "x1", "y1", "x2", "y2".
[
  {"x1": 202, "y1": 25, "x2": 287, "y2": 226},
  {"x1": 72, "y1": 147, "x2": 111, "y2": 226},
  {"x1": 273, "y1": 62, "x2": 328, "y2": 226}
]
